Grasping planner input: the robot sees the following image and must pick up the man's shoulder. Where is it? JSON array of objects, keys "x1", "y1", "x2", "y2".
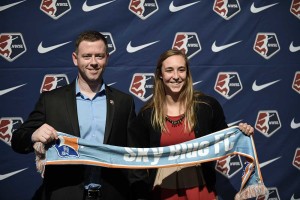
[
  {"x1": 41, "y1": 81, "x2": 74, "y2": 96},
  {"x1": 106, "y1": 85, "x2": 133, "y2": 98}
]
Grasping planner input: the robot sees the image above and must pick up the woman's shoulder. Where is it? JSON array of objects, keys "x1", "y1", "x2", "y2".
[
  {"x1": 194, "y1": 92, "x2": 220, "y2": 105},
  {"x1": 139, "y1": 106, "x2": 153, "y2": 117}
]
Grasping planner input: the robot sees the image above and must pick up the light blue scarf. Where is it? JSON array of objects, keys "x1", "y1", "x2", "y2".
[{"x1": 36, "y1": 126, "x2": 268, "y2": 199}]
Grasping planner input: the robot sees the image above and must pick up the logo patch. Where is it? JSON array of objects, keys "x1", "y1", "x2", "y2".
[
  {"x1": 0, "y1": 117, "x2": 23, "y2": 146},
  {"x1": 257, "y1": 187, "x2": 280, "y2": 200},
  {"x1": 172, "y1": 32, "x2": 201, "y2": 59},
  {"x1": 214, "y1": 72, "x2": 242, "y2": 99},
  {"x1": 292, "y1": 148, "x2": 300, "y2": 170},
  {"x1": 213, "y1": 0, "x2": 241, "y2": 20},
  {"x1": 290, "y1": 0, "x2": 300, "y2": 20},
  {"x1": 54, "y1": 135, "x2": 79, "y2": 158},
  {"x1": 40, "y1": 0, "x2": 71, "y2": 19},
  {"x1": 292, "y1": 71, "x2": 300, "y2": 94},
  {"x1": 40, "y1": 74, "x2": 69, "y2": 93},
  {"x1": 253, "y1": 33, "x2": 280, "y2": 59},
  {"x1": 0, "y1": 33, "x2": 26, "y2": 62},
  {"x1": 255, "y1": 110, "x2": 281, "y2": 137},
  {"x1": 215, "y1": 155, "x2": 243, "y2": 178},
  {"x1": 129, "y1": 73, "x2": 154, "y2": 101},
  {"x1": 128, "y1": 0, "x2": 159, "y2": 20},
  {"x1": 101, "y1": 32, "x2": 116, "y2": 55}
]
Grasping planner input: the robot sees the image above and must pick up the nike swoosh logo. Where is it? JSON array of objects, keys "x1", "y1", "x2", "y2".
[
  {"x1": 38, "y1": 41, "x2": 71, "y2": 54},
  {"x1": 227, "y1": 120, "x2": 243, "y2": 127},
  {"x1": 0, "y1": 83, "x2": 26, "y2": 96},
  {"x1": 169, "y1": 1, "x2": 201, "y2": 12},
  {"x1": 260, "y1": 157, "x2": 280, "y2": 168},
  {"x1": 252, "y1": 79, "x2": 280, "y2": 91},
  {"x1": 192, "y1": 81, "x2": 202, "y2": 86},
  {"x1": 250, "y1": 2, "x2": 279, "y2": 13},
  {"x1": 291, "y1": 194, "x2": 300, "y2": 200},
  {"x1": 291, "y1": 118, "x2": 300, "y2": 129},
  {"x1": 127, "y1": 41, "x2": 159, "y2": 53},
  {"x1": 0, "y1": 0, "x2": 26, "y2": 12},
  {"x1": 289, "y1": 42, "x2": 300, "y2": 52},
  {"x1": 82, "y1": 0, "x2": 116, "y2": 12},
  {"x1": 0, "y1": 168, "x2": 27, "y2": 181},
  {"x1": 107, "y1": 82, "x2": 116, "y2": 86},
  {"x1": 211, "y1": 40, "x2": 241, "y2": 52}
]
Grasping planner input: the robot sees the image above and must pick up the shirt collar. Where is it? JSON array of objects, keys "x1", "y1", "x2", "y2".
[{"x1": 75, "y1": 77, "x2": 106, "y2": 97}]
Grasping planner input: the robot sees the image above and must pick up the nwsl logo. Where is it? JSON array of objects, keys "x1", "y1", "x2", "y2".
[
  {"x1": 292, "y1": 71, "x2": 300, "y2": 94},
  {"x1": 54, "y1": 135, "x2": 79, "y2": 158},
  {"x1": 0, "y1": 33, "x2": 26, "y2": 62},
  {"x1": 129, "y1": 0, "x2": 159, "y2": 20},
  {"x1": 40, "y1": 74, "x2": 69, "y2": 93},
  {"x1": 129, "y1": 73, "x2": 154, "y2": 101},
  {"x1": 172, "y1": 32, "x2": 201, "y2": 59},
  {"x1": 292, "y1": 148, "x2": 300, "y2": 170},
  {"x1": 290, "y1": 0, "x2": 300, "y2": 20},
  {"x1": 213, "y1": 0, "x2": 241, "y2": 20},
  {"x1": 214, "y1": 72, "x2": 242, "y2": 99},
  {"x1": 255, "y1": 110, "x2": 281, "y2": 137},
  {"x1": 0, "y1": 117, "x2": 23, "y2": 146},
  {"x1": 40, "y1": 0, "x2": 71, "y2": 20},
  {"x1": 101, "y1": 32, "x2": 116, "y2": 55},
  {"x1": 215, "y1": 155, "x2": 243, "y2": 178},
  {"x1": 253, "y1": 33, "x2": 280, "y2": 59}
]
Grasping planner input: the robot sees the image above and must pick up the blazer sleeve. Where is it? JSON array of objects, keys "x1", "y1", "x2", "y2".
[{"x1": 11, "y1": 93, "x2": 47, "y2": 154}]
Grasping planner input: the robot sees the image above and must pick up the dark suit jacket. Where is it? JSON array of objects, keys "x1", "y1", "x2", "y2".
[
  {"x1": 11, "y1": 80, "x2": 136, "y2": 200},
  {"x1": 128, "y1": 94, "x2": 228, "y2": 197}
]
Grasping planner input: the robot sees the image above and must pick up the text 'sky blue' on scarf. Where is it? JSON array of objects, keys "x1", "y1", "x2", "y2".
[{"x1": 36, "y1": 126, "x2": 268, "y2": 199}]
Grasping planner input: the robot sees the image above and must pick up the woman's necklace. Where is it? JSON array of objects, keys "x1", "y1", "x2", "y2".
[{"x1": 165, "y1": 114, "x2": 185, "y2": 127}]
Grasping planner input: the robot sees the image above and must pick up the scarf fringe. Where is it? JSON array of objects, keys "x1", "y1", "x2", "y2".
[
  {"x1": 235, "y1": 183, "x2": 268, "y2": 200},
  {"x1": 33, "y1": 142, "x2": 46, "y2": 178}
]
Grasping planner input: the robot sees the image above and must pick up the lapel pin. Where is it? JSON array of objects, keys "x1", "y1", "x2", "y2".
[{"x1": 110, "y1": 100, "x2": 114, "y2": 105}]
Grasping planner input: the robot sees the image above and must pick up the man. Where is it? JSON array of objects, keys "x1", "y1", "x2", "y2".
[{"x1": 11, "y1": 31, "x2": 136, "y2": 200}]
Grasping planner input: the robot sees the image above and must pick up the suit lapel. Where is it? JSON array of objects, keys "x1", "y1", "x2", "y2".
[
  {"x1": 104, "y1": 85, "x2": 114, "y2": 144},
  {"x1": 65, "y1": 81, "x2": 80, "y2": 137}
]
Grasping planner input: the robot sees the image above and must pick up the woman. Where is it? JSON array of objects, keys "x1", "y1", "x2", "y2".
[{"x1": 128, "y1": 49, "x2": 254, "y2": 200}]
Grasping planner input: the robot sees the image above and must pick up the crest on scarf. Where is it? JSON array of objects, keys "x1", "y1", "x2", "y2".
[{"x1": 54, "y1": 136, "x2": 79, "y2": 158}]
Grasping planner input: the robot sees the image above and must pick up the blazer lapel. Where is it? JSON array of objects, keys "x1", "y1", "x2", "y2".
[
  {"x1": 104, "y1": 85, "x2": 114, "y2": 144},
  {"x1": 65, "y1": 81, "x2": 80, "y2": 137}
]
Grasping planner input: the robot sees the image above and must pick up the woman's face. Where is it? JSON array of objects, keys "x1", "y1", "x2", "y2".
[{"x1": 160, "y1": 55, "x2": 187, "y2": 96}]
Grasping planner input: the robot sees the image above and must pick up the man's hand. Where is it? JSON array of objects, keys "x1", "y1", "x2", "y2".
[
  {"x1": 31, "y1": 124, "x2": 58, "y2": 144},
  {"x1": 238, "y1": 123, "x2": 254, "y2": 136}
]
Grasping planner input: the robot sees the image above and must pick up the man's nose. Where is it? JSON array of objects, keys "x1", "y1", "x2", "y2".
[{"x1": 90, "y1": 56, "x2": 98, "y2": 65}]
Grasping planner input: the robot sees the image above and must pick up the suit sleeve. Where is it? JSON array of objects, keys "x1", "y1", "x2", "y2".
[{"x1": 11, "y1": 93, "x2": 46, "y2": 154}]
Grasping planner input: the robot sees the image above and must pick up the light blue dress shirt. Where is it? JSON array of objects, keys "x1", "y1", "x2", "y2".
[{"x1": 76, "y1": 79, "x2": 107, "y2": 145}]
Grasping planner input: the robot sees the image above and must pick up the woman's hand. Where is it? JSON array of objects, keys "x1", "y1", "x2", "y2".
[{"x1": 238, "y1": 123, "x2": 254, "y2": 136}]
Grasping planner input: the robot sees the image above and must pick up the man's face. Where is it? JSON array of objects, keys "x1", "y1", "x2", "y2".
[{"x1": 72, "y1": 40, "x2": 108, "y2": 85}]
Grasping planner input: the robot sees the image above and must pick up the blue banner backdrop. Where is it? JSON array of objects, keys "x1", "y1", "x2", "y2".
[{"x1": 0, "y1": 1, "x2": 299, "y2": 200}]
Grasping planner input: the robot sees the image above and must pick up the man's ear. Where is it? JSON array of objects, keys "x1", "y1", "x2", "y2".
[{"x1": 72, "y1": 52, "x2": 78, "y2": 66}]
